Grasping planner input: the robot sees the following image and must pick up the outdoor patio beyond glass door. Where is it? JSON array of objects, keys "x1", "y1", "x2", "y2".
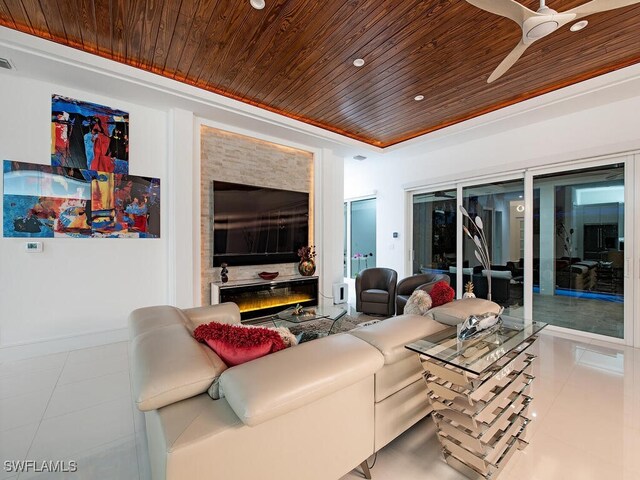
[{"x1": 533, "y1": 164, "x2": 625, "y2": 338}]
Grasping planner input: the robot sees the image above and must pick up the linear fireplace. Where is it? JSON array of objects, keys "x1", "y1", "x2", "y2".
[{"x1": 211, "y1": 276, "x2": 318, "y2": 321}]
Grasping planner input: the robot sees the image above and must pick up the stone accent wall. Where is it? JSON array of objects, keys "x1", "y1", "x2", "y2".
[{"x1": 200, "y1": 126, "x2": 314, "y2": 305}]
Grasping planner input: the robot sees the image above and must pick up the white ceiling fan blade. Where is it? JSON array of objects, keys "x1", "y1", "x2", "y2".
[
  {"x1": 565, "y1": 0, "x2": 640, "y2": 19},
  {"x1": 464, "y1": 0, "x2": 537, "y2": 26},
  {"x1": 487, "y1": 41, "x2": 529, "y2": 83},
  {"x1": 553, "y1": 12, "x2": 581, "y2": 29}
]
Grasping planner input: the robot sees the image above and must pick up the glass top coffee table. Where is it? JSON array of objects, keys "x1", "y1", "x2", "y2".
[
  {"x1": 271, "y1": 304, "x2": 348, "y2": 341},
  {"x1": 406, "y1": 317, "x2": 547, "y2": 375},
  {"x1": 405, "y1": 316, "x2": 547, "y2": 480}
]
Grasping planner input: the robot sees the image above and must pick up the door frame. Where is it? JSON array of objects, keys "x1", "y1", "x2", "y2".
[
  {"x1": 524, "y1": 155, "x2": 634, "y2": 346},
  {"x1": 405, "y1": 186, "x2": 458, "y2": 281},
  {"x1": 344, "y1": 195, "x2": 377, "y2": 279}
]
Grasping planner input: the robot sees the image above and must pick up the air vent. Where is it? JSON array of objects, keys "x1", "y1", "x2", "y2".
[
  {"x1": 353, "y1": 155, "x2": 367, "y2": 161},
  {"x1": 0, "y1": 58, "x2": 13, "y2": 70}
]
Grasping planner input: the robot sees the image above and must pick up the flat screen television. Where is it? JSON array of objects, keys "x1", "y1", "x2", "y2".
[{"x1": 212, "y1": 181, "x2": 310, "y2": 267}]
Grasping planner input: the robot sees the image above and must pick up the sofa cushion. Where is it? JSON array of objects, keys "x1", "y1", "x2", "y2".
[
  {"x1": 129, "y1": 305, "x2": 188, "y2": 339},
  {"x1": 129, "y1": 306, "x2": 228, "y2": 411},
  {"x1": 361, "y1": 289, "x2": 389, "y2": 303},
  {"x1": 205, "y1": 322, "x2": 299, "y2": 400},
  {"x1": 194, "y1": 322, "x2": 286, "y2": 367},
  {"x1": 350, "y1": 314, "x2": 448, "y2": 365},
  {"x1": 219, "y1": 334, "x2": 384, "y2": 426},
  {"x1": 425, "y1": 298, "x2": 501, "y2": 326},
  {"x1": 182, "y1": 303, "x2": 241, "y2": 334},
  {"x1": 373, "y1": 354, "x2": 424, "y2": 402}
]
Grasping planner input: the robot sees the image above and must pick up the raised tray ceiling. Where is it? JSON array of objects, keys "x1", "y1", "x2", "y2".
[{"x1": 1, "y1": 0, "x2": 639, "y2": 147}]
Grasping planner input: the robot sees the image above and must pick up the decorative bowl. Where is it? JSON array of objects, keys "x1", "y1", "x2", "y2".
[{"x1": 258, "y1": 271, "x2": 279, "y2": 280}]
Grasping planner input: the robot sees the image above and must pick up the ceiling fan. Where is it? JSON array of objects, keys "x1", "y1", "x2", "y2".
[{"x1": 465, "y1": 0, "x2": 640, "y2": 83}]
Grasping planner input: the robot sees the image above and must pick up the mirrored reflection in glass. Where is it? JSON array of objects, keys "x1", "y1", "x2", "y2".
[{"x1": 533, "y1": 164, "x2": 624, "y2": 338}]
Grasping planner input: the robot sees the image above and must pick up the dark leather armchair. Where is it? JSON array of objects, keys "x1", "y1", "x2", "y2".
[
  {"x1": 356, "y1": 268, "x2": 398, "y2": 316},
  {"x1": 396, "y1": 273, "x2": 450, "y2": 315}
]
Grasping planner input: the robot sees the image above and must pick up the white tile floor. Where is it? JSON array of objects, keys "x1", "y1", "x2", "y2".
[
  {"x1": 0, "y1": 330, "x2": 638, "y2": 480},
  {"x1": 342, "y1": 331, "x2": 640, "y2": 480},
  {"x1": 0, "y1": 342, "x2": 145, "y2": 480}
]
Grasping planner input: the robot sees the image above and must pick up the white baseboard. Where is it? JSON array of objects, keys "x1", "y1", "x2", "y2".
[{"x1": 0, "y1": 328, "x2": 129, "y2": 362}]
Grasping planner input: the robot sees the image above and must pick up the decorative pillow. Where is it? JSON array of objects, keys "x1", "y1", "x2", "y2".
[
  {"x1": 404, "y1": 290, "x2": 433, "y2": 315},
  {"x1": 193, "y1": 322, "x2": 286, "y2": 367},
  {"x1": 249, "y1": 325, "x2": 298, "y2": 348},
  {"x1": 430, "y1": 281, "x2": 455, "y2": 307},
  {"x1": 195, "y1": 323, "x2": 297, "y2": 400},
  {"x1": 228, "y1": 324, "x2": 299, "y2": 348}
]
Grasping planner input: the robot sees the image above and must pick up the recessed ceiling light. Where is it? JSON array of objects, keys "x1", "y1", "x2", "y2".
[
  {"x1": 0, "y1": 57, "x2": 13, "y2": 70},
  {"x1": 250, "y1": 0, "x2": 265, "y2": 9},
  {"x1": 353, "y1": 58, "x2": 365, "y2": 67},
  {"x1": 353, "y1": 155, "x2": 367, "y2": 161},
  {"x1": 570, "y1": 20, "x2": 588, "y2": 32},
  {"x1": 414, "y1": 95, "x2": 424, "y2": 101}
]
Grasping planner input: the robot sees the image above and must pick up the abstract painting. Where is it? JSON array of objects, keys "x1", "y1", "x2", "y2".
[
  {"x1": 51, "y1": 94, "x2": 129, "y2": 174},
  {"x1": 3, "y1": 195, "x2": 91, "y2": 238},
  {"x1": 87, "y1": 171, "x2": 161, "y2": 238},
  {"x1": 3, "y1": 161, "x2": 160, "y2": 238}
]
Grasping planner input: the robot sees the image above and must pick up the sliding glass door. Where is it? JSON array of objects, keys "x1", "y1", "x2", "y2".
[
  {"x1": 411, "y1": 190, "x2": 457, "y2": 275},
  {"x1": 532, "y1": 163, "x2": 625, "y2": 338},
  {"x1": 462, "y1": 179, "x2": 525, "y2": 319},
  {"x1": 409, "y1": 158, "x2": 633, "y2": 342}
]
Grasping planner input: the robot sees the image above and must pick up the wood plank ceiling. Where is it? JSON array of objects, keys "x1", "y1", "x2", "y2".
[{"x1": 1, "y1": 0, "x2": 639, "y2": 147}]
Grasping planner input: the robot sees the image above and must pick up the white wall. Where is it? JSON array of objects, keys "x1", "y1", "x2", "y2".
[
  {"x1": 345, "y1": 93, "x2": 640, "y2": 279},
  {"x1": 0, "y1": 74, "x2": 169, "y2": 348},
  {"x1": 0, "y1": 43, "x2": 347, "y2": 355}
]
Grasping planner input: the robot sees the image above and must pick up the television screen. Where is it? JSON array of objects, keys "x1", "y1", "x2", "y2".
[{"x1": 212, "y1": 181, "x2": 309, "y2": 267}]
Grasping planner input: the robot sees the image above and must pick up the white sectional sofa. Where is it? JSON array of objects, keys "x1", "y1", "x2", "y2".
[{"x1": 129, "y1": 298, "x2": 499, "y2": 479}]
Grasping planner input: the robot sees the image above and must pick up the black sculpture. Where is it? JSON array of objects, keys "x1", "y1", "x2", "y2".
[{"x1": 220, "y1": 263, "x2": 229, "y2": 284}]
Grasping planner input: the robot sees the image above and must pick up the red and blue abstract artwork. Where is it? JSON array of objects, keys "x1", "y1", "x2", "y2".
[
  {"x1": 51, "y1": 94, "x2": 129, "y2": 174},
  {"x1": 3, "y1": 161, "x2": 160, "y2": 238}
]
